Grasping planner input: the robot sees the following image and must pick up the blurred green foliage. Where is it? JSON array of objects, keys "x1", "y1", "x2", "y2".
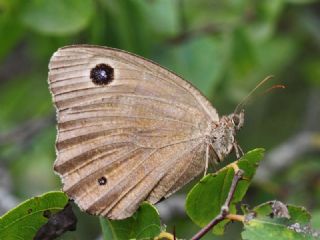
[{"x1": 0, "y1": 0, "x2": 319, "y2": 239}]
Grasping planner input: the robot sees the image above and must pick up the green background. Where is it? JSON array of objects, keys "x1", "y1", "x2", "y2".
[{"x1": 0, "y1": 0, "x2": 319, "y2": 239}]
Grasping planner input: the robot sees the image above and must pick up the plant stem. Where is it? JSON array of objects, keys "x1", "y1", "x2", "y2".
[
  {"x1": 226, "y1": 214, "x2": 245, "y2": 222},
  {"x1": 154, "y1": 232, "x2": 174, "y2": 240},
  {"x1": 191, "y1": 169, "x2": 244, "y2": 240}
]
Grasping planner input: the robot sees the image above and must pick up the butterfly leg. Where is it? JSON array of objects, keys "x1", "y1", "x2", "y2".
[
  {"x1": 204, "y1": 144, "x2": 209, "y2": 176},
  {"x1": 238, "y1": 144, "x2": 244, "y2": 156},
  {"x1": 233, "y1": 141, "x2": 244, "y2": 159},
  {"x1": 234, "y1": 144, "x2": 240, "y2": 159}
]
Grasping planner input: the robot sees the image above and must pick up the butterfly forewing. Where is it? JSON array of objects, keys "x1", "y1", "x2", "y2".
[{"x1": 48, "y1": 45, "x2": 219, "y2": 219}]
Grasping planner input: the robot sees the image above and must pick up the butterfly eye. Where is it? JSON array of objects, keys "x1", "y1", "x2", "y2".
[
  {"x1": 90, "y1": 63, "x2": 114, "y2": 85},
  {"x1": 232, "y1": 115, "x2": 240, "y2": 126}
]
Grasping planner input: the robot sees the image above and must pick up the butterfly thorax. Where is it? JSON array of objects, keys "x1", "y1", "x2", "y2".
[{"x1": 207, "y1": 110, "x2": 244, "y2": 162}]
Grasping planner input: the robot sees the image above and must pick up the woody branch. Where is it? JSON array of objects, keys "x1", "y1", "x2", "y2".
[{"x1": 191, "y1": 169, "x2": 244, "y2": 240}]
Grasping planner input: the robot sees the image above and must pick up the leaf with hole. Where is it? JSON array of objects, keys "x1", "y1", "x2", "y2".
[
  {"x1": 0, "y1": 191, "x2": 68, "y2": 240},
  {"x1": 242, "y1": 202, "x2": 319, "y2": 240}
]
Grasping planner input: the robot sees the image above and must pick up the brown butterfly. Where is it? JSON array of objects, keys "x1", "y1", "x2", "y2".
[{"x1": 48, "y1": 45, "x2": 244, "y2": 220}]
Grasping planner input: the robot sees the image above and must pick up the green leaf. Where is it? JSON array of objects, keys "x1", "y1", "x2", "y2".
[
  {"x1": 20, "y1": 0, "x2": 94, "y2": 35},
  {"x1": 100, "y1": 202, "x2": 161, "y2": 240},
  {"x1": 252, "y1": 202, "x2": 311, "y2": 225},
  {"x1": 158, "y1": 36, "x2": 228, "y2": 98},
  {"x1": 99, "y1": 0, "x2": 153, "y2": 55},
  {"x1": 186, "y1": 148, "x2": 265, "y2": 235},
  {"x1": 242, "y1": 202, "x2": 319, "y2": 240},
  {"x1": 287, "y1": 205, "x2": 312, "y2": 225},
  {"x1": 0, "y1": 191, "x2": 68, "y2": 240},
  {"x1": 242, "y1": 218, "x2": 317, "y2": 240}
]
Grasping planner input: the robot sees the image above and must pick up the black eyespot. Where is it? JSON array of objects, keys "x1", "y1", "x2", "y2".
[
  {"x1": 98, "y1": 176, "x2": 107, "y2": 185},
  {"x1": 232, "y1": 115, "x2": 240, "y2": 126},
  {"x1": 90, "y1": 64, "x2": 114, "y2": 85}
]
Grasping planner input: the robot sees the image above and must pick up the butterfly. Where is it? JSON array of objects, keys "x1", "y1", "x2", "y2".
[{"x1": 48, "y1": 45, "x2": 244, "y2": 220}]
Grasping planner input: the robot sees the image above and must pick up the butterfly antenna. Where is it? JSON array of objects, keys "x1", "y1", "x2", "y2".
[
  {"x1": 264, "y1": 84, "x2": 286, "y2": 94},
  {"x1": 234, "y1": 75, "x2": 274, "y2": 114}
]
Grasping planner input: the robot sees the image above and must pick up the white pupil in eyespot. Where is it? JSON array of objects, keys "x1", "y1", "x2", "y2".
[{"x1": 100, "y1": 70, "x2": 107, "y2": 78}]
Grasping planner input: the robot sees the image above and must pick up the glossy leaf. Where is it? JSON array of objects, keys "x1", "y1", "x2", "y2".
[
  {"x1": 0, "y1": 191, "x2": 68, "y2": 240},
  {"x1": 186, "y1": 148, "x2": 265, "y2": 235},
  {"x1": 100, "y1": 202, "x2": 161, "y2": 240},
  {"x1": 252, "y1": 202, "x2": 311, "y2": 225},
  {"x1": 242, "y1": 219, "x2": 317, "y2": 240}
]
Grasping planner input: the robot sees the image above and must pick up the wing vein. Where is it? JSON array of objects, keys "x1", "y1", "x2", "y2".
[{"x1": 59, "y1": 115, "x2": 198, "y2": 129}]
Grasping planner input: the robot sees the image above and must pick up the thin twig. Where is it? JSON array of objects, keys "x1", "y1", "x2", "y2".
[
  {"x1": 191, "y1": 169, "x2": 244, "y2": 240},
  {"x1": 226, "y1": 213, "x2": 245, "y2": 222}
]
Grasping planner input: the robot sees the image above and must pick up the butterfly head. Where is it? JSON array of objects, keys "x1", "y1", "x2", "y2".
[
  {"x1": 229, "y1": 109, "x2": 245, "y2": 131},
  {"x1": 209, "y1": 109, "x2": 244, "y2": 162}
]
